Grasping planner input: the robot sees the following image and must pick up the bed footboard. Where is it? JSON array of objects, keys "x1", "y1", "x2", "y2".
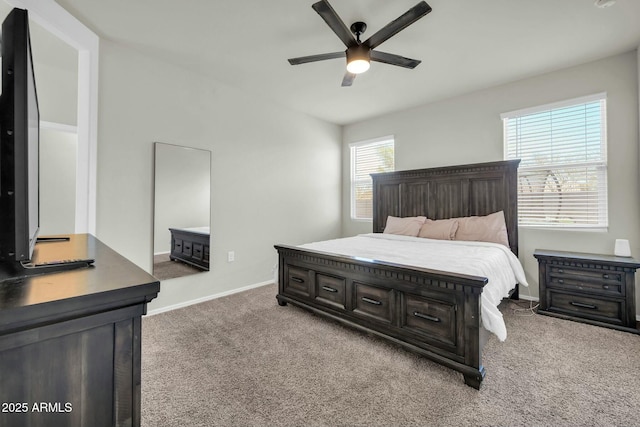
[{"x1": 275, "y1": 244, "x2": 489, "y2": 389}]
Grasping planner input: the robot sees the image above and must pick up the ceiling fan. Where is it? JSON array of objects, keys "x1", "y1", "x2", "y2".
[{"x1": 288, "y1": 0, "x2": 432, "y2": 87}]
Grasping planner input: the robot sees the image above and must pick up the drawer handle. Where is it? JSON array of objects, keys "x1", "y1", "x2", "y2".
[
  {"x1": 602, "y1": 285, "x2": 609, "y2": 290},
  {"x1": 362, "y1": 297, "x2": 382, "y2": 306},
  {"x1": 557, "y1": 279, "x2": 564, "y2": 284},
  {"x1": 558, "y1": 269, "x2": 564, "y2": 273},
  {"x1": 413, "y1": 311, "x2": 441, "y2": 323},
  {"x1": 570, "y1": 301, "x2": 597, "y2": 310},
  {"x1": 291, "y1": 277, "x2": 305, "y2": 284},
  {"x1": 322, "y1": 286, "x2": 338, "y2": 293}
]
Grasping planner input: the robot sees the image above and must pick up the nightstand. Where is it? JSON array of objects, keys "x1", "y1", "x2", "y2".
[{"x1": 534, "y1": 249, "x2": 640, "y2": 334}]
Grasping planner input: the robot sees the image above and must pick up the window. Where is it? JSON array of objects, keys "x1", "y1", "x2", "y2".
[
  {"x1": 350, "y1": 136, "x2": 395, "y2": 220},
  {"x1": 502, "y1": 93, "x2": 608, "y2": 228}
]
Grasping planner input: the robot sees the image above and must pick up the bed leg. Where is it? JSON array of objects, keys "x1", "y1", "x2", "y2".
[
  {"x1": 464, "y1": 374, "x2": 482, "y2": 390},
  {"x1": 463, "y1": 366, "x2": 485, "y2": 390},
  {"x1": 510, "y1": 283, "x2": 520, "y2": 300},
  {"x1": 276, "y1": 296, "x2": 287, "y2": 306}
]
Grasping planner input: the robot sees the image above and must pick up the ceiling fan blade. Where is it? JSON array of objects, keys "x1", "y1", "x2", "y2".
[
  {"x1": 363, "y1": 1, "x2": 432, "y2": 50},
  {"x1": 288, "y1": 51, "x2": 345, "y2": 65},
  {"x1": 341, "y1": 72, "x2": 356, "y2": 87},
  {"x1": 312, "y1": 0, "x2": 357, "y2": 48},
  {"x1": 370, "y1": 51, "x2": 421, "y2": 69}
]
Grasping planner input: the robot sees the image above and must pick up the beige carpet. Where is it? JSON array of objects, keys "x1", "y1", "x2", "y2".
[
  {"x1": 153, "y1": 253, "x2": 204, "y2": 280},
  {"x1": 141, "y1": 283, "x2": 640, "y2": 426}
]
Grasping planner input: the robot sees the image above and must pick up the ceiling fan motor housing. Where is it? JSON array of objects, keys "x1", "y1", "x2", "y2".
[{"x1": 347, "y1": 44, "x2": 370, "y2": 62}]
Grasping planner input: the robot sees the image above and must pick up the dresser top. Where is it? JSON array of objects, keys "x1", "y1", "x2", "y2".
[
  {"x1": 534, "y1": 249, "x2": 640, "y2": 268},
  {"x1": 0, "y1": 234, "x2": 160, "y2": 333}
]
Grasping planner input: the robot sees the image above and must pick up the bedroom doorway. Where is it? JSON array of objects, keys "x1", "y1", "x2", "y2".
[
  {"x1": 39, "y1": 124, "x2": 78, "y2": 235},
  {"x1": 4, "y1": 0, "x2": 99, "y2": 234}
]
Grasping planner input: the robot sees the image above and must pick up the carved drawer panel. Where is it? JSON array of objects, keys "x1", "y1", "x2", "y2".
[
  {"x1": 284, "y1": 265, "x2": 310, "y2": 297},
  {"x1": 315, "y1": 274, "x2": 346, "y2": 310},
  {"x1": 192, "y1": 243, "x2": 204, "y2": 261},
  {"x1": 547, "y1": 290, "x2": 623, "y2": 325},
  {"x1": 548, "y1": 266, "x2": 623, "y2": 296},
  {"x1": 352, "y1": 282, "x2": 394, "y2": 324},
  {"x1": 401, "y1": 293, "x2": 457, "y2": 347},
  {"x1": 182, "y1": 241, "x2": 192, "y2": 256}
]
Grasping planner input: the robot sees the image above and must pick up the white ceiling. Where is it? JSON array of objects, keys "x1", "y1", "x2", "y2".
[
  {"x1": 0, "y1": 2, "x2": 77, "y2": 68},
  {"x1": 46, "y1": 0, "x2": 640, "y2": 125}
]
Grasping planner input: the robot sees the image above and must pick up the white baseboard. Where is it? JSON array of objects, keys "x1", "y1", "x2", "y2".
[
  {"x1": 146, "y1": 280, "x2": 274, "y2": 316},
  {"x1": 518, "y1": 294, "x2": 539, "y2": 302}
]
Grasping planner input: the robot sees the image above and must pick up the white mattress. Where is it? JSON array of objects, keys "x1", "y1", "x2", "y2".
[
  {"x1": 173, "y1": 226, "x2": 210, "y2": 235},
  {"x1": 299, "y1": 233, "x2": 529, "y2": 341}
]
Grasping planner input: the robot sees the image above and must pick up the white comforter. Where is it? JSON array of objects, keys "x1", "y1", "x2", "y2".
[{"x1": 299, "y1": 233, "x2": 529, "y2": 341}]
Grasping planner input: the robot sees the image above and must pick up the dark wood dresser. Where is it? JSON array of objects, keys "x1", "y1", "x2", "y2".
[
  {"x1": 0, "y1": 234, "x2": 160, "y2": 427},
  {"x1": 169, "y1": 227, "x2": 210, "y2": 270},
  {"x1": 534, "y1": 249, "x2": 639, "y2": 333}
]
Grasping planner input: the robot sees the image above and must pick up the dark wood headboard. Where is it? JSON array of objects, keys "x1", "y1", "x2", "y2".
[{"x1": 371, "y1": 159, "x2": 521, "y2": 255}]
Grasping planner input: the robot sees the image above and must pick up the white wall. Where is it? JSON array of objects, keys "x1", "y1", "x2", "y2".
[
  {"x1": 342, "y1": 51, "x2": 640, "y2": 311},
  {"x1": 96, "y1": 39, "x2": 342, "y2": 311},
  {"x1": 28, "y1": 13, "x2": 79, "y2": 127},
  {"x1": 39, "y1": 128, "x2": 76, "y2": 234},
  {"x1": 33, "y1": 61, "x2": 77, "y2": 126}
]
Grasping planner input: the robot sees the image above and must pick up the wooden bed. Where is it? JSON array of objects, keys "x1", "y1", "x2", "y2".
[
  {"x1": 275, "y1": 159, "x2": 520, "y2": 388},
  {"x1": 169, "y1": 227, "x2": 210, "y2": 270}
]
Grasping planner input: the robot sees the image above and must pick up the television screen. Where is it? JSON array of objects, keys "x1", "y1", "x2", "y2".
[{"x1": 0, "y1": 7, "x2": 40, "y2": 262}]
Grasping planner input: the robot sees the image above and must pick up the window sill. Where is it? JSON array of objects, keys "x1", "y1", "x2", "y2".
[
  {"x1": 350, "y1": 218, "x2": 373, "y2": 223},
  {"x1": 519, "y1": 225, "x2": 608, "y2": 233}
]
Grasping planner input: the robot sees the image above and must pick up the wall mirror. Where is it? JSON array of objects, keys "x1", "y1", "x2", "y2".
[{"x1": 153, "y1": 142, "x2": 211, "y2": 280}]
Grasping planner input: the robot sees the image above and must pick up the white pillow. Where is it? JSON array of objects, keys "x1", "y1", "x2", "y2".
[
  {"x1": 453, "y1": 211, "x2": 509, "y2": 247},
  {"x1": 383, "y1": 216, "x2": 427, "y2": 237},
  {"x1": 418, "y1": 218, "x2": 459, "y2": 240}
]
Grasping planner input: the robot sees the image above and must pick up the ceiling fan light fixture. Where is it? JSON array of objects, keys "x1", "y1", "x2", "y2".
[
  {"x1": 346, "y1": 45, "x2": 371, "y2": 74},
  {"x1": 347, "y1": 59, "x2": 370, "y2": 74}
]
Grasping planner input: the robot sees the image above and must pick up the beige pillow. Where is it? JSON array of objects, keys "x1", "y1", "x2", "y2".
[
  {"x1": 383, "y1": 216, "x2": 426, "y2": 237},
  {"x1": 454, "y1": 211, "x2": 510, "y2": 247},
  {"x1": 418, "y1": 218, "x2": 459, "y2": 240}
]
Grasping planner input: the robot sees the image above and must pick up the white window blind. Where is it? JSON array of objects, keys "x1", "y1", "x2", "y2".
[
  {"x1": 502, "y1": 94, "x2": 608, "y2": 228},
  {"x1": 350, "y1": 137, "x2": 395, "y2": 220}
]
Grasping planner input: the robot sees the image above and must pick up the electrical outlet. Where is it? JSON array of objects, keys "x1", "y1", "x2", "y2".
[{"x1": 227, "y1": 251, "x2": 235, "y2": 262}]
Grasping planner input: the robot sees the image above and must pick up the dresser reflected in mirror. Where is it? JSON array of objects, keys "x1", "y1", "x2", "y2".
[{"x1": 153, "y1": 142, "x2": 211, "y2": 280}]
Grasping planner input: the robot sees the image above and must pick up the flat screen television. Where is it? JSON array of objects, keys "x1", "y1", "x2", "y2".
[{"x1": 0, "y1": 8, "x2": 40, "y2": 263}]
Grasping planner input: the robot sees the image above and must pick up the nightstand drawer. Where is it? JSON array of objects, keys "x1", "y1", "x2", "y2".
[
  {"x1": 547, "y1": 271, "x2": 623, "y2": 297},
  {"x1": 547, "y1": 290, "x2": 623, "y2": 325},
  {"x1": 550, "y1": 265, "x2": 622, "y2": 282}
]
